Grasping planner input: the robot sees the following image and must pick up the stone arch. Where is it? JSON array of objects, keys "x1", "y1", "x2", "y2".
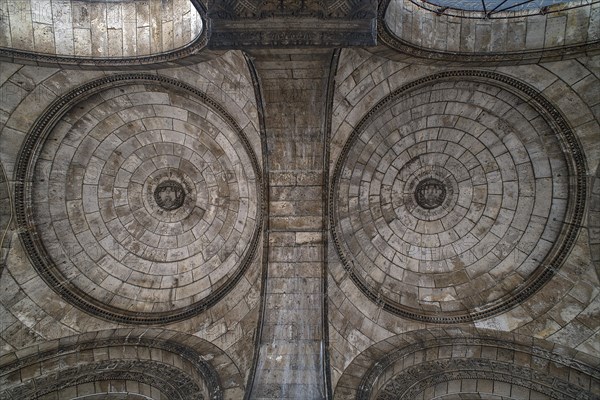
[
  {"x1": 377, "y1": 0, "x2": 600, "y2": 65},
  {"x1": 0, "y1": 328, "x2": 245, "y2": 399},
  {"x1": 0, "y1": 0, "x2": 214, "y2": 68},
  {"x1": 333, "y1": 328, "x2": 600, "y2": 399}
]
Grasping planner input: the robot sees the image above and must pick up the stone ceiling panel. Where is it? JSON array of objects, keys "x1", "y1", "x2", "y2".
[
  {"x1": 15, "y1": 74, "x2": 263, "y2": 324},
  {"x1": 379, "y1": 0, "x2": 600, "y2": 64},
  {"x1": 0, "y1": 0, "x2": 208, "y2": 68},
  {"x1": 331, "y1": 70, "x2": 585, "y2": 324}
]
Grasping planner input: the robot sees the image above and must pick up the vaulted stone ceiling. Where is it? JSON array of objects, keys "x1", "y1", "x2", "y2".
[{"x1": 0, "y1": 1, "x2": 599, "y2": 399}]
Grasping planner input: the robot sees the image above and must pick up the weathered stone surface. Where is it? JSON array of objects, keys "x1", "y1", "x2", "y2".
[
  {"x1": 381, "y1": 0, "x2": 600, "y2": 64},
  {"x1": 327, "y1": 49, "x2": 600, "y2": 395},
  {"x1": 247, "y1": 49, "x2": 332, "y2": 399},
  {"x1": 18, "y1": 77, "x2": 261, "y2": 322},
  {"x1": 0, "y1": 4, "x2": 599, "y2": 400},
  {"x1": 0, "y1": 0, "x2": 203, "y2": 59},
  {"x1": 207, "y1": 0, "x2": 377, "y2": 48}
]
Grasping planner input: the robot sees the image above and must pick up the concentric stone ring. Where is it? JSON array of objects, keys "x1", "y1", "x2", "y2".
[
  {"x1": 331, "y1": 71, "x2": 584, "y2": 323},
  {"x1": 16, "y1": 75, "x2": 262, "y2": 324}
]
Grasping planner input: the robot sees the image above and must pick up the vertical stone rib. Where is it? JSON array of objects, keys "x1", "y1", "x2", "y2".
[{"x1": 247, "y1": 49, "x2": 333, "y2": 399}]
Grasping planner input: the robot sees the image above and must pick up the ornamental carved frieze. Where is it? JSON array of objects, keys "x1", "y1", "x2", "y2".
[
  {"x1": 206, "y1": 0, "x2": 377, "y2": 48},
  {"x1": 346, "y1": 332, "x2": 600, "y2": 400},
  {"x1": 3, "y1": 360, "x2": 205, "y2": 400}
]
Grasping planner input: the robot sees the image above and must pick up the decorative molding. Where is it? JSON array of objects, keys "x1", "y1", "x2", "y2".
[
  {"x1": 208, "y1": 0, "x2": 377, "y2": 20},
  {"x1": 0, "y1": 334, "x2": 228, "y2": 400},
  {"x1": 407, "y1": 0, "x2": 599, "y2": 20},
  {"x1": 3, "y1": 360, "x2": 205, "y2": 400},
  {"x1": 377, "y1": 358, "x2": 594, "y2": 400},
  {"x1": 241, "y1": 51, "x2": 270, "y2": 400},
  {"x1": 590, "y1": 164, "x2": 600, "y2": 281},
  {"x1": 0, "y1": 161, "x2": 12, "y2": 279},
  {"x1": 329, "y1": 70, "x2": 586, "y2": 324},
  {"x1": 351, "y1": 332, "x2": 600, "y2": 400},
  {"x1": 209, "y1": 29, "x2": 377, "y2": 48},
  {"x1": 207, "y1": 0, "x2": 377, "y2": 48},
  {"x1": 14, "y1": 74, "x2": 264, "y2": 325},
  {"x1": 321, "y1": 48, "x2": 342, "y2": 400}
]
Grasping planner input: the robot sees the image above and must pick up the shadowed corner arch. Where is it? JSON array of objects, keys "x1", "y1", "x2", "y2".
[
  {"x1": 373, "y1": 0, "x2": 600, "y2": 65},
  {"x1": 0, "y1": 328, "x2": 246, "y2": 400},
  {"x1": 333, "y1": 328, "x2": 600, "y2": 399},
  {"x1": 0, "y1": 0, "x2": 223, "y2": 69}
]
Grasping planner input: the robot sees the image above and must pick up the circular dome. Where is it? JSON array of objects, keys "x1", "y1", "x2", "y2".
[
  {"x1": 331, "y1": 71, "x2": 584, "y2": 323},
  {"x1": 16, "y1": 75, "x2": 262, "y2": 324}
]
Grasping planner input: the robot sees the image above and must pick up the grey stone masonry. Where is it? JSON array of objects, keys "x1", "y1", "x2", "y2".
[
  {"x1": 0, "y1": 0, "x2": 202, "y2": 58},
  {"x1": 386, "y1": 0, "x2": 600, "y2": 53},
  {"x1": 248, "y1": 49, "x2": 332, "y2": 399},
  {"x1": 379, "y1": 0, "x2": 600, "y2": 64}
]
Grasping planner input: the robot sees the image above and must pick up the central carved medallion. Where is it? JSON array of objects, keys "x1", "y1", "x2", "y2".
[
  {"x1": 154, "y1": 180, "x2": 186, "y2": 211},
  {"x1": 415, "y1": 178, "x2": 446, "y2": 209}
]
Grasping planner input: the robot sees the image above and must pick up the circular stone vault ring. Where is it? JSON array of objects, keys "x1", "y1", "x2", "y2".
[
  {"x1": 331, "y1": 71, "x2": 585, "y2": 324},
  {"x1": 15, "y1": 74, "x2": 263, "y2": 324}
]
